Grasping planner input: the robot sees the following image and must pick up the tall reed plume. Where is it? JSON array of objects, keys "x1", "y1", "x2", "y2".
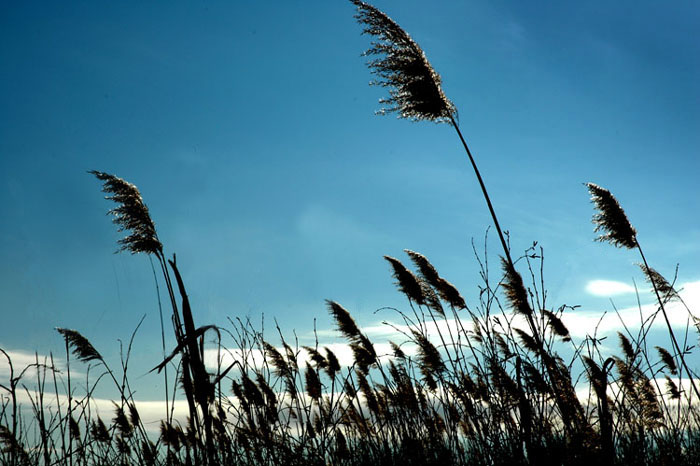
[{"x1": 586, "y1": 182, "x2": 700, "y2": 401}]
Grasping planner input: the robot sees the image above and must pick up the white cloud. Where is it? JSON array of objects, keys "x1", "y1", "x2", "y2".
[
  {"x1": 586, "y1": 279, "x2": 637, "y2": 297},
  {"x1": 0, "y1": 348, "x2": 73, "y2": 382},
  {"x1": 564, "y1": 280, "x2": 700, "y2": 339}
]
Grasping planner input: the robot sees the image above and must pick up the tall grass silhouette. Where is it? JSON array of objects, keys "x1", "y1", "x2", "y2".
[{"x1": 1, "y1": 1, "x2": 699, "y2": 465}]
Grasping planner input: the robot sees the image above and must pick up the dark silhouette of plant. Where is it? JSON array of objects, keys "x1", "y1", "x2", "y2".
[{"x1": 586, "y1": 182, "x2": 700, "y2": 402}]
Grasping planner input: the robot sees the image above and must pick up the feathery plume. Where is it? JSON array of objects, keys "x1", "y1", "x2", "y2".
[
  {"x1": 639, "y1": 264, "x2": 678, "y2": 303},
  {"x1": 350, "y1": 0, "x2": 455, "y2": 122},
  {"x1": 324, "y1": 347, "x2": 341, "y2": 379},
  {"x1": 91, "y1": 418, "x2": 110, "y2": 443},
  {"x1": 0, "y1": 425, "x2": 31, "y2": 464},
  {"x1": 655, "y1": 346, "x2": 678, "y2": 375},
  {"x1": 69, "y1": 416, "x2": 81, "y2": 441},
  {"x1": 304, "y1": 365, "x2": 322, "y2": 401},
  {"x1": 127, "y1": 403, "x2": 140, "y2": 429},
  {"x1": 495, "y1": 333, "x2": 513, "y2": 359},
  {"x1": 543, "y1": 309, "x2": 571, "y2": 342},
  {"x1": 405, "y1": 249, "x2": 440, "y2": 285},
  {"x1": 326, "y1": 300, "x2": 362, "y2": 341},
  {"x1": 522, "y1": 360, "x2": 550, "y2": 395},
  {"x1": 618, "y1": 332, "x2": 636, "y2": 361},
  {"x1": 302, "y1": 346, "x2": 328, "y2": 369},
  {"x1": 665, "y1": 376, "x2": 681, "y2": 400},
  {"x1": 112, "y1": 403, "x2": 133, "y2": 437},
  {"x1": 263, "y1": 342, "x2": 291, "y2": 378},
  {"x1": 586, "y1": 183, "x2": 637, "y2": 249},
  {"x1": 90, "y1": 170, "x2": 162, "y2": 255},
  {"x1": 350, "y1": 335, "x2": 377, "y2": 374},
  {"x1": 412, "y1": 330, "x2": 445, "y2": 376},
  {"x1": 405, "y1": 250, "x2": 466, "y2": 309},
  {"x1": 390, "y1": 341, "x2": 406, "y2": 360},
  {"x1": 514, "y1": 328, "x2": 539, "y2": 354},
  {"x1": 56, "y1": 328, "x2": 103, "y2": 363},
  {"x1": 240, "y1": 373, "x2": 264, "y2": 408},
  {"x1": 501, "y1": 259, "x2": 533, "y2": 315},
  {"x1": 435, "y1": 277, "x2": 467, "y2": 310},
  {"x1": 159, "y1": 421, "x2": 182, "y2": 450},
  {"x1": 583, "y1": 357, "x2": 607, "y2": 397},
  {"x1": 419, "y1": 278, "x2": 445, "y2": 316},
  {"x1": 384, "y1": 255, "x2": 426, "y2": 305}
]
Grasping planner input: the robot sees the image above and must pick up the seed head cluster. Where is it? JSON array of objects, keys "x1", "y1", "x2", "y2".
[{"x1": 351, "y1": 0, "x2": 456, "y2": 123}]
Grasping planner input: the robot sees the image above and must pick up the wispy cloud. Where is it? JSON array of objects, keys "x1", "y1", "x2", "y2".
[
  {"x1": 585, "y1": 279, "x2": 637, "y2": 297},
  {"x1": 565, "y1": 280, "x2": 700, "y2": 339},
  {"x1": 0, "y1": 348, "x2": 71, "y2": 381}
]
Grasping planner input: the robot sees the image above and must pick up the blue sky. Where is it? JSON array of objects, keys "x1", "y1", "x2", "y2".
[{"x1": 1, "y1": 0, "x2": 699, "y2": 406}]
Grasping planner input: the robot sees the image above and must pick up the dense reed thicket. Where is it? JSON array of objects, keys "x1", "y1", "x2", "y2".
[{"x1": 2, "y1": 1, "x2": 698, "y2": 465}]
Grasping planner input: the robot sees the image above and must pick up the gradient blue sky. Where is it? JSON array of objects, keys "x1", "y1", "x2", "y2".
[{"x1": 1, "y1": 0, "x2": 699, "y2": 396}]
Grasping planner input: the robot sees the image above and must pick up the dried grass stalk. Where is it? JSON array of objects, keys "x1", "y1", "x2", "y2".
[
  {"x1": 350, "y1": 0, "x2": 455, "y2": 122},
  {"x1": 586, "y1": 183, "x2": 637, "y2": 249}
]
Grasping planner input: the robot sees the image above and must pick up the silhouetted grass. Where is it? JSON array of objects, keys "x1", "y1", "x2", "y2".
[{"x1": 2, "y1": 2, "x2": 699, "y2": 465}]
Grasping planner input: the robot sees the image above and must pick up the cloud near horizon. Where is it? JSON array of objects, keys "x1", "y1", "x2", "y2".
[{"x1": 586, "y1": 279, "x2": 638, "y2": 297}]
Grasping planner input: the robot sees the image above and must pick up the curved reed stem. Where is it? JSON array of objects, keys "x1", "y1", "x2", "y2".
[
  {"x1": 637, "y1": 243, "x2": 700, "y2": 401},
  {"x1": 449, "y1": 115, "x2": 513, "y2": 268}
]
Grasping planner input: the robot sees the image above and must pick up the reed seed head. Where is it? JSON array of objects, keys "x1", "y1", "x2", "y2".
[
  {"x1": 90, "y1": 170, "x2": 162, "y2": 255},
  {"x1": 655, "y1": 346, "x2": 678, "y2": 375},
  {"x1": 324, "y1": 347, "x2": 341, "y2": 379},
  {"x1": 384, "y1": 255, "x2": 426, "y2": 305},
  {"x1": 617, "y1": 332, "x2": 636, "y2": 361},
  {"x1": 405, "y1": 249, "x2": 440, "y2": 285},
  {"x1": 586, "y1": 182, "x2": 637, "y2": 249},
  {"x1": 326, "y1": 300, "x2": 362, "y2": 342},
  {"x1": 412, "y1": 330, "x2": 444, "y2": 377},
  {"x1": 304, "y1": 364, "x2": 322, "y2": 401},
  {"x1": 500, "y1": 259, "x2": 534, "y2": 316},
  {"x1": 56, "y1": 327, "x2": 103, "y2": 363},
  {"x1": 665, "y1": 376, "x2": 681, "y2": 400},
  {"x1": 543, "y1": 309, "x2": 571, "y2": 342},
  {"x1": 405, "y1": 250, "x2": 466, "y2": 309},
  {"x1": 639, "y1": 264, "x2": 678, "y2": 303},
  {"x1": 351, "y1": 0, "x2": 456, "y2": 123}
]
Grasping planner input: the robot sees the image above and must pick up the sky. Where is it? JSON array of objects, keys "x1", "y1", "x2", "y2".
[{"x1": 1, "y1": 0, "x2": 699, "y2": 409}]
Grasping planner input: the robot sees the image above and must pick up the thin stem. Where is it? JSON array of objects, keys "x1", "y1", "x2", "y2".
[
  {"x1": 149, "y1": 256, "x2": 171, "y2": 425},
  {"x1": 449, "y1": 115, "x2": 513, "y2": 267},
  {"x1": 636, "y1": 243, "x2": 700, "y2": 401}
]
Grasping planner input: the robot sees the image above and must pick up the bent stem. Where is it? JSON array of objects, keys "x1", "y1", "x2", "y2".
[
  {"x1": 449, "y1": 115, "x2": 513, "y2": 268},
  {"x1": 637, "y1": 243, "x2": 700, "y2": 401},
  {"x1": 449, "y1": 116, "x2": 587, "y2": 438}
]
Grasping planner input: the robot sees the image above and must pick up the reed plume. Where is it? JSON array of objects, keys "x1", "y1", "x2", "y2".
[
  {"x1": 350, "y1": 0, "x2": 515, "y2": 269},
  {"x1": 405, "y1": 250, "x2": 466, "y2": 309},
  {"x1": 384, "y1": 255, "x2": 425, "y2": 305},
  {"x1": 655, "y1": 346, "x2": 678, "y2": 375},
  {"x1": 89, "y1": 171, "x2": 162, "y2": 255},
  {"x1": 588, "y1": 183, "x2": 700, "y2": 401},
  {"x1": 501, "y1": 260, "x2": 533, "y2": 316},
  {"x1": 618, "y1": 332, "x2": 636, "y2": 361},
  {"x1": 350, "y1": 0, "x2": 455, "y2": 122},
  {"x1": 56, "y1": 328, "x2": 103, "y2": 363},
  {"x1": 327, "y1": 300, "x2": 362, "y2": 342},
  {"x1": 639, "y1": 264, "x2": 678, "y2": 303},
  {"x1": 543, "y1": 309, "x2": 571, "y2": 342},
  {"x1": 413, "y1": 330, "x2": 445, "y2": 376},
  {"x1": 586, "y1": 182, "x2": 637, "y2": 249}
]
